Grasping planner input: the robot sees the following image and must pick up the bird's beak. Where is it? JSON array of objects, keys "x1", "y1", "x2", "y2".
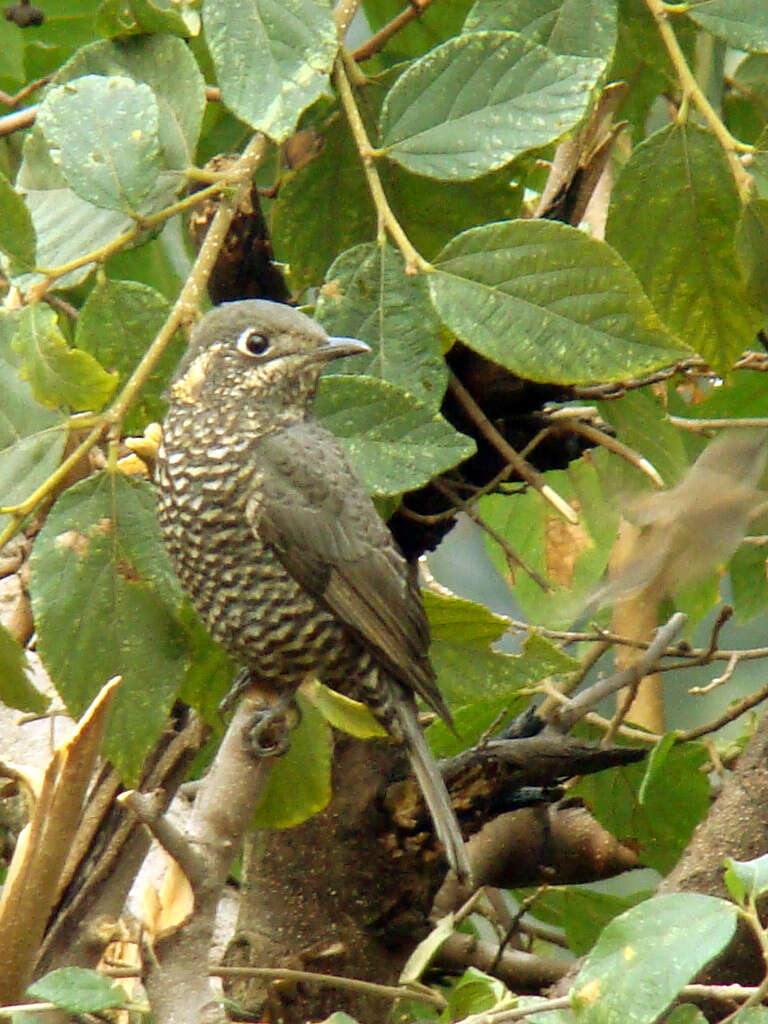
[{"x1": 318, "y1": 336, "x2": 371, "y2": 361}]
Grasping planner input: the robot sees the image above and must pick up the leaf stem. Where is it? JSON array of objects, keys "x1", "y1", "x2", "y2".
[
  {"x1": 30, "y1": 168, "x2": 250, "y2": 296},
  {"x1": 333, "y1": 50, "x2": 431, "y2": 274},
  {"x1": 644, "y1": 0, "x2": 753, "y2": 196}
]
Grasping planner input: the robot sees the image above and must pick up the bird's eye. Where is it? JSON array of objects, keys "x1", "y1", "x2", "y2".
[{"x1": 236, "y1": 328, "x2": 271, "y2": 357}]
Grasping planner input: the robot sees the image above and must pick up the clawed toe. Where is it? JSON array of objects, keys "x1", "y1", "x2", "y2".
[{"x1": 243, "y1": 696, "x2": 300, "y2": 759}]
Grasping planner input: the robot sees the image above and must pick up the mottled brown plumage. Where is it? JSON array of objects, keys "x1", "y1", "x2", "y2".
[{"x1": 155, "y1": 300, "x2": 469, "y2": 879}]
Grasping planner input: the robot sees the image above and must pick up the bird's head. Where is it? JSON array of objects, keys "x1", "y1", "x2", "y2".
[{"x1": 169, "y1": 300, "x2": 369, "y2": 412}]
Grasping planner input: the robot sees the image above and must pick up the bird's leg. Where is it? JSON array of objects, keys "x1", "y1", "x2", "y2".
[
  {"x1": 243, "y1": 690, "x2": 301, "y2": 759},
  {"x1": 219, "y1": 670, "x2": 301, "y2": 758},
  {"x1": 218, "y1": 667, "x2": 256, "y2": 718}
]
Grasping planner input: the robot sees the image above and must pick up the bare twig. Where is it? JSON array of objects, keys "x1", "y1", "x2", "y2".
[
  {"x1": 448, "y1": 375, "x2": 579, "y2": 524},
  {"x1": 351, "y1": 0, "x2": 439, "y2": 62},
  {"x1": 434, "y1": 479, "x2": 551, "y2": 591},
  {"x1": 554, "y1": 613, "x2": 687, "y2": 732},
  {"x1": 564, "y1": 419, "x2": 665, "y2": 487}
]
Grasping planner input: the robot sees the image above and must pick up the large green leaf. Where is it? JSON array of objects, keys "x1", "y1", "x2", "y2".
[
  {"x1": 28, "y1": 473, "x2": 189, "y2": 782},
  {"x1": 314, "y1": 375, "x2": 474, "y2": 496},
  {"x1": 15, "y1": 129, "x2": 134, "y2": 290},
  {"x1": 687, "y1": 0, "x2": 768, "y2": 53},
  {"x1": 37, "y1": 75, "x2": 176, "y2": 215},
  {"x1": 13, "y1": 35, "x2": 205, "y2": 290},
  {"x1": 423, "y1": 590, "x2": 577, "y2": 709},
  {"x1": 316, "y1": 243, "x2": 448, "y2": 409},
  {"x1": 203, "y1": 0, "x2": 337, "y2": 141},
  {"x1": 606, "y1": 123, "x2": 764, "y2": 374},
  {"x1": 573, "y1": 894, "x2": 737, "y2": 1024},
  {"x1": 464, "y1": 0, "x2": 618, "y2": 60},
  {"x1": 53, "y1": 35, "x2": 206, "y2": 171},
  {"x1": 573, "y1": 743, "x2": 710, "y2": 874},
  {"x1": 12, "y1": 305, "x2": 117, "y2": 412},
  {"x1": 430, "y1": 219, "x2": 688, "y2": 385},
  {"x1": 379, "y1": 32, "x2": 604, "y2": 180}
]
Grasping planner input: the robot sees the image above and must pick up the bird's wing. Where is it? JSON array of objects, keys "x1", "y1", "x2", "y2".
[{"x1": 245, "y1": 422, "x2": 450, "y2": 721}]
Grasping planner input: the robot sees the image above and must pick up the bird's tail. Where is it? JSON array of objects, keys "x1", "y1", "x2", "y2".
[{"x1": 393, "y1": 699, "x2": 473, "y2": 885}]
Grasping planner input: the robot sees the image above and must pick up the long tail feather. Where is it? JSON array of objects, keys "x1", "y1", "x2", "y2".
[{"x1": 393, "y1": 699, "x2": 472, "y2": 884}]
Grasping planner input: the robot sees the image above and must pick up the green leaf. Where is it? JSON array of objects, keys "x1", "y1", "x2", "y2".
[
  {"x1": 302, "y1": 679, "x2": 387, "y2": 739},
  {"x1": 316, "y1": 243, "x2": 448, "y2": 409},
  {"x1": 0, "y1": 317, "x2": 67, "y2": 513},
  {"x1": 637, "y1": 732, "x2": 677, "y2": 804},
  {"x1": 314, "y1": 375, "x2": 475, "y2": 496},
  {"x1": 724, "y1": 853, "x2": 768, "y2": 905},
  {"x1": 53, "y1": 35, "x2": 206, "y2": 171},
  {"x1": 687, "y1": 0, "x2": 768, "y2": 53},
  {"x1": 96, "y1": 0, "x2": 197, "y2": 38},
  {"x1": 379, "y1": 32, "x2": 605, "y2": 180},
  {"x1": 730, "y1": 542, "x2": 768, "y2": 623},
  {"x1": 529, "y1": 886, "x2": 650, "y2": 956},
  {"x1": 430, "y1": 219, "x2": 688, "y2": 385},
  {"x1": 573, "y1": 743, "x2": 710, "y2": 874},
  {"x1": 572, "y1": 894, "x2": 738, "y2": 1024},
  {"x1": 0, "y1": 170, "x2": 36, "y2": 270},
  {"x1": 28, "y1": 473, "x2": 189, "y2": 783},
  {"x1": 37, "y1": 75, "x2": 177, "y2": 215},
  {"x1": 270, "y1": 110, "x2": 376, "y2": 293},
  {"x1": 736, "y1": 197, "x2": 768, "y2": 316},
  {"x1": 423, "y1": 590, "x2": 577, "y2": 709},
  {"x1": 12, "y1": 305, "x2": 117, "y2": 412},
  {"x1": 464, "y1": 0, "x2": 618, "y2": 60},
  {"x1": 15, "y1": 128, "x2": 135, "y2": 290},
  {"x1": 445, "y1": 968, "x2": 508, "y2": 1020},
  {"x1": 733, "y1": 1010, "x2": 768, "y2": 1024},
  {"x1": 665, "y1": 1008, "x2": 708, "y2": 1024},
  {"x1": 399, "y1": 913, "x2": 455, "y2": 984},
  {"x1": 27, "y1": 968, "x2": 127, "y2": 1014},
  {"x1": 252, "y1": 693, "x2": 332, "y2": 828},
  {"x1": 76, "y1": 279, "x2": 185, "y2": 431},
  {"x1": 13, "y1": 35, "x2": 205, "y2": 291},
  {"x1": 606, "y1": 123, "x2": 764, "y2": 375},
  {"x1": 385, "y1": 159, "x2": 525, "y2": 260},
  {"x1": 203, "y1": 0, "x2": 338, "y2": 141},
  {"x1": 0, "y1": 621, "x2": 48, "y2": 714}
]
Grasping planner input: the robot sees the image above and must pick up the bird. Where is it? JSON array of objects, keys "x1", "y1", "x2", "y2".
[{"x1": 155, "y1": 299, "x2": 471, "y2": 881}]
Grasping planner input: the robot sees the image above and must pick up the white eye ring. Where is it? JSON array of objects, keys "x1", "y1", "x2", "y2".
[{"x1": 236, "y1": 327, "x2": 271, "y2": 357}]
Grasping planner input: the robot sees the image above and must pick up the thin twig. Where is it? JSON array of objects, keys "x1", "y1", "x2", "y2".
[
  {"x1": 351, "y1": 0, "x2": 438, "y2": 61},
  {"x1": 563, "y1": 419, "x2": 665, "y2": 487},
  {"x1": 448, "y1": 375, "x2": 579, "y2": 524},
  {"x1": 333, "y1": 50, "x2": 429, "y2": 273},
  {"x1": 434, "y1": 479, "x2": 551, "y2": 591},
  {"x1": 214, "y1": 966, "x2": 447, "y2": 1008},
  {"x1": 677, "y1": 679, "x2": 768, "y2": 743},
  {"x1": 644, "y1": 0, "x2": 753, "y2": 196},
  {"x1": 555, "y1": 613, "x2": 687, "y2": 731},
  {"x1": 668, "y1": 415, "x2": 768, "y2": 432}
]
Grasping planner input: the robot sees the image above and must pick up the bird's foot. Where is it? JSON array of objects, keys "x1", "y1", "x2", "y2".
[{"x1": 243, "y1": 693, "x2": 301, "y2": 759}]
